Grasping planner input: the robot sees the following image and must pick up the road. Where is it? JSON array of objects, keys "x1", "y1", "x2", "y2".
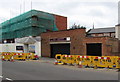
[{"x1": 1, "y1": 58, "x2": 119, "y2": 81}]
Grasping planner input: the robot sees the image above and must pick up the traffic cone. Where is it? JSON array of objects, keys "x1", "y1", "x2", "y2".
[
  {"x1": 2, "y1": 58, "x2": 5, "y2": 61},
  {"x1": 10, "y1": 56, "x2": 14, "y2": 62},
  {"x1": 10, "y1": 59, "x2": 14, "y2": 62},
  {"x1": 78, "y1": 61, "x2": 82, "y2": 68},
  {"x1": 54, "y1": 60, "x2": 58, "y2": 65},
  {"x1": 78, "y1": 64, "x2": 83, "y2": 68},
  {"x1": 2, "y1": 56, "x2": 5, "y2": 61}
]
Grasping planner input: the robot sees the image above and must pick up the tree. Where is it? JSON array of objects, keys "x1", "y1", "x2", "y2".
[{"x1": 70, "y1": 23, "x2": 86, "y2": 29}]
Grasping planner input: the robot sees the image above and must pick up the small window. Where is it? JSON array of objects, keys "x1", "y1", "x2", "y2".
[
  {"x1": 92, "y1": 34, "x2": 96, "y2": 37},
  {"x1": 111, "y1": 33, "x2": 115, "y2": 37},
  {"x1": 16, "y1": 46, "x2": 23, "y2": 50},
  {"x1": 104, "y1": 33, "x2": 110, "y2": 36},
  {"x1": 98, "y1": 34, "x2": 103, "y2": 36}
]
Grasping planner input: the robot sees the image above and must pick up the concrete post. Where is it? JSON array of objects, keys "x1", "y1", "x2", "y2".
[
  {"x1": 24, "y1": 44, "x2": 29, "y2": 53},
  {"x1": 35, "y1": 42, "x2": 41, "y2": 57},
  {"x1": 115, "y1": 25, "x2": 120, "y2": 40}
]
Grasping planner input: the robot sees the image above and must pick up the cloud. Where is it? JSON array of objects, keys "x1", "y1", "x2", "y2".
[{"x1": 0, "y1": 0, "x2": 119, "y2": 29}]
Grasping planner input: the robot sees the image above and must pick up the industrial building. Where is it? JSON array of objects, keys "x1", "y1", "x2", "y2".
[
  {"x1": 0, "y1": 10, "x2": 67, "y2": 56},
  {"x1": 41, "y1": 28, "x2": 120, "y2": 58},
  {"x1": 87, "y1": 27, "x2": 116, "y2": 38},
  {"x1": 0, "y1": 9, "x2": 120, "y2": 58},
  {"x1": 115, "y1": 24, "x2": 120, "y2": 40},
  {"x1": 87, "y1": 26, "x2": 120, "y2": 40}
]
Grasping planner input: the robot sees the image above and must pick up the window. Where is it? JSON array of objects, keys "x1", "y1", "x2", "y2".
[
  {"x1": 104, "y1": 33, "x2": 110, "y2": 36},
  {"x1": 111, "y1": 33, "x2": 115, "y2": 37},
  {"x1": 16, "y1": 46, "x2": 23, "y2": 50},
  {"x1": 92, "y1": 34, "x2": 96, "y2": 36},
  {"x1": 98, "y1": 34, "x2": 103, "y2": 36}
]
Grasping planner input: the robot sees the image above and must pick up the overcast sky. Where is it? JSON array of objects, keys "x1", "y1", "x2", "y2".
[{"x1": 0, "y1": 0, "x2": 119, "y2": 29}]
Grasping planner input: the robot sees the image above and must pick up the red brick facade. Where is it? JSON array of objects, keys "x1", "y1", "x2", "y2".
[
  {"x1": 83, "y1": 37, "x2": 120, "y2": 56},
  {"x1": 90, "y1": 32, "x2": 115, "y2": 38},
  {"x1": 41, "y1": 28, "x2": 120, "y2": 57},
  {"x1": 54, "y1": 15, "x2": 67, "y2": 30}
]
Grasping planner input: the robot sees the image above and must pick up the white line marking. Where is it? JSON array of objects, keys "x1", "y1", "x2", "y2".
[
  {"x1": 0, "y1": 76, "x2": 3, "y2": 78},
  {"x1": 6, "y1": 78, "x2": 12, "y2": 81}
]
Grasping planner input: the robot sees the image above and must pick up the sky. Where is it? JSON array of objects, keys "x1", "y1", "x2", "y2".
[{"x1": 0, "y1": 0, "x2": 119, "y2": 29}]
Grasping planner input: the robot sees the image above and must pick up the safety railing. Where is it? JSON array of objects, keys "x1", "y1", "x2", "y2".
[
  {"x1": 0, "y1": 52, "x2": 38, "y2": 61},
  {"x1": 55, "y1": 54, "x2": 120, "y2": 69}
]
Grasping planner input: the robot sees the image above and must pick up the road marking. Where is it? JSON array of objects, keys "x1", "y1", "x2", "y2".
[
  {"x1": 0, "y1": 75, "x2": 13, "y2": 81},
  {"x1": 0, "y1": 76, "x2": 3, "y2": 78},
  {"x1": 6, "y1": 78, "x2": 13, "y2": 81}
]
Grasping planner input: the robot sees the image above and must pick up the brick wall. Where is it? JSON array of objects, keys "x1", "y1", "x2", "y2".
[
  {"x1": 41, "y1": 29, "x2": 120, "y2": 57},
  {"x1": 54, "y1": 15, "x2": 67, "y2": 30},
  {"x1": 104, "y1": 38, "x2": 119, "y2": 56},
  {"x1": 83, "y1": 37, "x2": 108, "y2": 56},
  {"x1": 41, "y1": 28, "x2": 86, "y2": 57}
]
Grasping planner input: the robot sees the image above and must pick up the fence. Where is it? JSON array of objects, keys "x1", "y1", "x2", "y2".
[
  {"x1": 55, "y1": 54, "x2": 120, "y2": 69},
  {"x1": 0, "y1": 52, "x2": 37, "y2": 61}
]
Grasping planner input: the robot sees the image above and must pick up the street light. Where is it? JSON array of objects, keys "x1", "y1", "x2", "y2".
[{"x1": 4, "y1": 40, "x2": 7, "y2": 44}]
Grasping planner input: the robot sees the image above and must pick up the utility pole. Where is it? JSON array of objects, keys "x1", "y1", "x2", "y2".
[
  {"x1": 23, "y1": 0, "x2": 25, "y2": 13},
  {"x1": 20, "y1": 4, "x2": 22, "y2": 14},
  {"x1": 93, "y1": 22, "x2": 95, "y2": 29},
  {"x1": 31, "y1": 1, "x2": 33, "y2": 10}
]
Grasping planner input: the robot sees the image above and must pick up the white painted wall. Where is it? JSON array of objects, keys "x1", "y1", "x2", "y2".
[
  {"x1": 24, "y1": 44, "x2": 29, "y2": 53},
  {"x1": 0, "y1": 42, "x2": 41, "y2": 57},
  {"x1": 115, "y1": 25, "x2": 120, "y2": 40},
  {"x1": 35, "y1": 42, "x2": 41, "y2": 57},
  {"x1": 0, "y1": 43, "x2": 24, "y2": 52}
]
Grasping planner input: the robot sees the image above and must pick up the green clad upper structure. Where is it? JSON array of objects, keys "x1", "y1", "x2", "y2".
[{"x1": 0, "y1": 9, "x2": 67, "y2": 41}]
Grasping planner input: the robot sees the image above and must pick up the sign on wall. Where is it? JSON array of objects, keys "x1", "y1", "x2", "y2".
[
  {"x1": 50, "y1": 37, "x2": 70, "y2": 42},
  {"x1": 16, "y1": 46, "x2": 24, "y2": 53}
]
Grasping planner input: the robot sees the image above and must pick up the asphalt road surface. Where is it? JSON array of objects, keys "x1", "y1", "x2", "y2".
[{"x1": 1, "y1": 59, "x2": 119, "y2": 80}]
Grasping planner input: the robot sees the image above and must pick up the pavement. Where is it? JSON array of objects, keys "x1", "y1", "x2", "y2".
[{"x1": 1, "y1": 57, "x2": 119, "y2": 81}]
